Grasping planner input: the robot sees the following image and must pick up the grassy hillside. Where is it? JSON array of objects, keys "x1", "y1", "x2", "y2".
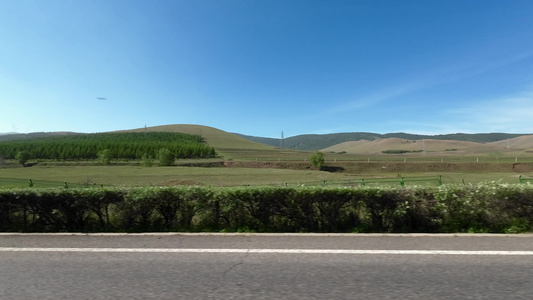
[
  {"x1": 125, "y1": 124, "x2": 275, "y2": 150},
  {"x1": 236, "y1": 132, "x2": 382, "y2": 150},
  {"x1": 237, "y1": 132, "x2": 527, "y2": 151},
  {"x1": 322, "y1": 136, "x2": 533, "y2": 156},
  {"x1": 489, "y1": 135, "x2": 533, "y2": 149},
  {"x1": 0, "y1": 125, "x2": 271, "y2": 152},
  {"x1": 0, "y1": 125, "x2": 300, "y2": 161}
]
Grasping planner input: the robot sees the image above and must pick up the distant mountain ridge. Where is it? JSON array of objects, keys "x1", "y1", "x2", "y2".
[
  {"x1": 0, "y1": 132, "x2": 80, "y2": 142},
  {"x1": 235, "y1": 132, "x2": 528, "y2": 151}
]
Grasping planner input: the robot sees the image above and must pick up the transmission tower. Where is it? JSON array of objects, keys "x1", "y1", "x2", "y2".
[{"x1": 280, "y1": 131, "x2": 284, "y2": 148}]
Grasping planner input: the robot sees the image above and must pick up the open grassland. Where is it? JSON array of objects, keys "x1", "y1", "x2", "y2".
[
  {"x1": 2, "y1": 124, "x2": 533, "y2": 189},
  {"x1": 0, "y1": 160, "x2": 530, "y2": 189},
  {"x1": 0, "y1": 165, "x2": 343, "y2": 188}
]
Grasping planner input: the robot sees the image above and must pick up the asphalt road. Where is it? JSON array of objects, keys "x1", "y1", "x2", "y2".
[{"x1": 1, "y1": 233, "x2": 532, "y2": 299}]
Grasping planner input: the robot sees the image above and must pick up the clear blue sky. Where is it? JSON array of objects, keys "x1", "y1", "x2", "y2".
[{"x1": 2, "y1": 0, "x2": 533, "y2": 138}]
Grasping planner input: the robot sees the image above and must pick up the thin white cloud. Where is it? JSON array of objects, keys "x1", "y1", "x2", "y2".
[
  {"x1": 377, "y1": 88, "x2": 533, "y2": 135},
  {"x1": 329, "y1": 82, "x2": 423, "y2": 113},
  {"x1": 447, "y1": 91, "x2": 533, "y2": 133},
  {"x1": 329, "y1": 49, "x2": 533, "y2": 115}
]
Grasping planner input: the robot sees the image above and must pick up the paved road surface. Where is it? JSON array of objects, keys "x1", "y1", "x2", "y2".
[{"x1": 1, "y1": 233, "x2": 532, "y2": 299}]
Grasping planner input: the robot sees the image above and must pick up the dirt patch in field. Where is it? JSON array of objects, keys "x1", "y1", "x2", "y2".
[
  {"x1": 161, "y1": 179, "x2": 205, "y2": 186},
  {"x1": 223, "y1": 161, "x2": 314, "y2": 170},
  {"x1": 511, "y1": 163, "x2": 533, "y2": 173},
  {"x1": 177, "y1": 161, "x2": 226, "y2": 168}
]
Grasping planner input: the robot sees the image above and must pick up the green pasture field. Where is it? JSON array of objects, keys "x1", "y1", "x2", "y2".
[
  {"x1": 0, "y1": 160, "x2": 528, "y2": 189},
  {"x1": 2, "y1": 124, "x2": 533, "y2": 188},
  {"x1": 1, "y1": 124, "x2": 532, "y2": 189},
  {"x1": 0, "y1": 164, "x2": 343, "y2": 188}
]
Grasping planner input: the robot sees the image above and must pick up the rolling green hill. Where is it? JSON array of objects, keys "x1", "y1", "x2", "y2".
[
  {"x1": 0, "y1": 125, "x2": 269, "y2": 151},
  {"x1": 124, "y1": 124, "x2": 276, "y2": 151}
]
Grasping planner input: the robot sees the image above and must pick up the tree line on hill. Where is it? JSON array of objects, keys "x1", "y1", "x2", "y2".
[{"x1": 0, "y1": 132, "x2": 216, "y2": 161}]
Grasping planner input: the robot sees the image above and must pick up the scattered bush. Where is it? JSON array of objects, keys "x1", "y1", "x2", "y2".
[
  {"x1": 382, "y1": 150, "x2": 423, "y2": 154},
  {"x1": 98, "y1": 149, "x2": 112, "y2": 165},
  {"x1": 158, "y1": 148, "x2": 175, "y2": 166},
  {"x1": 310, "y1": 151, "x2": 325, "y2": 169},
  {"x1": 141, "y1": 154, "x2": 154, "y2": 167},
  {"x1": 15, "y1": 151, "x2": 30, "y2": 166}
]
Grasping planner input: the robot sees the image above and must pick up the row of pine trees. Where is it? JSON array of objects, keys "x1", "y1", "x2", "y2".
[{"x1": 0, "y1": 132, "x2": 216, "y2": 160}]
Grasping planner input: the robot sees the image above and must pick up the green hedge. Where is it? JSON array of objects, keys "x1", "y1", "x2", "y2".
[{"x1": 1, "y1": 183, "x2": 532, "y2": 233}]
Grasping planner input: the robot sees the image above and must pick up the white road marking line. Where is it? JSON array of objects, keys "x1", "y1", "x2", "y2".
[{"x1": 0, "y1": 248, "x2": 533, "y2": 255}]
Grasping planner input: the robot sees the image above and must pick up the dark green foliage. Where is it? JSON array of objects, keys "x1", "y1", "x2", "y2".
[
  {"x1": 382, "y1": 150, "x2": 423, "y2": 154},
  {"x1": 98, "y1": 149, "x2": 112, "y2": 165},
  {"x1": 1, "y1": 184, "x2": 532, "y2": 233},
  {"x1": 15, "y1": 151, "x2": 30, "y2": 166},
  {"x1": 141, "y1": 154, "x2": 154, "y2": 167},
  {"x1": 0, "y1": 132, "x2": 216, "y2": 160},
  {"x1": 157, "y1": 148, "x2": 175, "y2": 166},
  {"x1": 310, "y1": 151, "x2": 325, "y2": 169}
]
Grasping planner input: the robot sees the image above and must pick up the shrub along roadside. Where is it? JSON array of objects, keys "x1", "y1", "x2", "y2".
[{"x1": 0, "y1": 184, "x2": 532, "y2": 233}]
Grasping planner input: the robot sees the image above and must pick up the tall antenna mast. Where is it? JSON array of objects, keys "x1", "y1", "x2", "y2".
[{"x1": 280, "y1": 130, "x2": 284, "y2": 148}]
